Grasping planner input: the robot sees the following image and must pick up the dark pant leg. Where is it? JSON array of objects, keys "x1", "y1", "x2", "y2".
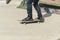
[
  {"x1": 33, "y1": 0, "x2": 42, "y2": 17},
  {"x1": 27, "y1": 0, "x2": 32, "y2": 17}
]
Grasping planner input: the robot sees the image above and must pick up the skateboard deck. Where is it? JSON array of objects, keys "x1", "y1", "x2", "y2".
[{"x1": 20, "y1": 19, "x2": 44, "y2": 24}]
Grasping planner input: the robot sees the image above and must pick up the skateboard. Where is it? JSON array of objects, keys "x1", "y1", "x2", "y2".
[{"x1": 20, "y1": 19, "x2": 44, "y2": 24}]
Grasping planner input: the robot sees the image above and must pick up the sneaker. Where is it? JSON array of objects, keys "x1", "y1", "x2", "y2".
[
  {"x1": 22, "y1": 16, "x2": 33, "y2": 21},
  {"x1": 35, "y1": 17, "x2": 44, "y2": 22}
]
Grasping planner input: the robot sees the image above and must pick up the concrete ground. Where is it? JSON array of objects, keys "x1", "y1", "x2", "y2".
[{"x1": 0, "y1": 1, "x2": 60, "y2": 40}]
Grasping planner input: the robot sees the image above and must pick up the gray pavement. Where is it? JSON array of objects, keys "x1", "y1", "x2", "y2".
[{"x1": 0, "y1": 1, "x2": 60, "y2": 40}]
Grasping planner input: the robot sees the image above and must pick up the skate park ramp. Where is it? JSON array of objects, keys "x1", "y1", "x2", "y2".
[{"x1": 0, "y1": 0, "x2": 60, "y2": 40}]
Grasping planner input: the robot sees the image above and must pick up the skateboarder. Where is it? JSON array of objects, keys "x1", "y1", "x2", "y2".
[{"x1": 22, "y1": 0, "x2": 44, "y2": 22}]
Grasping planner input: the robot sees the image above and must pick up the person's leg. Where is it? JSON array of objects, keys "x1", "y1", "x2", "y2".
[
  {"x1": 27, "y1": 0, "x2": 32, "y2": 18},
  {"x1": 33, "y1": 0, "x2": 42, "y2": 18},
  {"x1": 33, "y1": 0, "x2": 44, "y2": 22},
  {"x1": 22, "y1": 0, "x2": 33, "y2": 21}
]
